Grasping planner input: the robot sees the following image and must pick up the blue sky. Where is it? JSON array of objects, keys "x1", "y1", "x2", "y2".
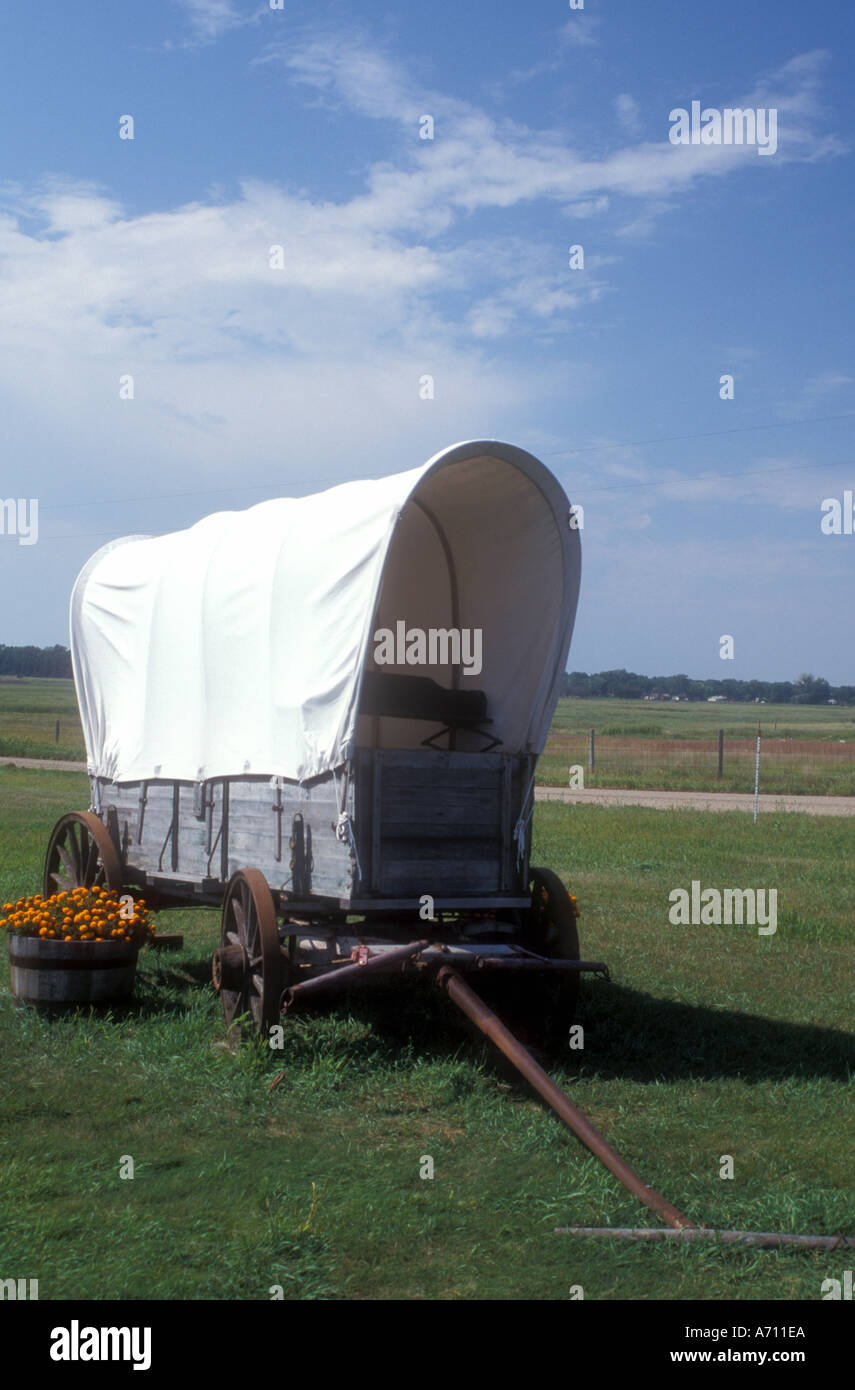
[{"x1": 1, "y1": 0, "x2": 853, "y2": 681}]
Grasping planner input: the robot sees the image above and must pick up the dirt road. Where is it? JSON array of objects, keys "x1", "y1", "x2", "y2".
[
  {"x1": 0, "y1": 756, "x2": 89, "y2": 773},
  {"x1": 535, "y1": 787, "x2": 855, "y2": 815}
]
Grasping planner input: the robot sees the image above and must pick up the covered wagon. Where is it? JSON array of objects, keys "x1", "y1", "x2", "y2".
[{"x1": 48, "y1": 439, "x2": 593, "y2": 1037}]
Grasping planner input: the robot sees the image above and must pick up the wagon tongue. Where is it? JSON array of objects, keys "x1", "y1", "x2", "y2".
[
  {"x1": 433, "y1": 965, "x2": 693, "y2": 1231},
  {"x1": 271, "y1": 934, "x2": 850, "y2": 1251},
  {"x1": 431, "y1": 966, "x2": 853, "y2": 1252}
]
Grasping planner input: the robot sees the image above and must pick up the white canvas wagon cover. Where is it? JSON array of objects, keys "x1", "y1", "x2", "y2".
[{"x1": 71, "y1": 440, "x2": 581, "y2": 785}]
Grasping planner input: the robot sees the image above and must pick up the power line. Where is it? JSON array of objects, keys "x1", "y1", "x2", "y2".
[
  {"x1": 580, "y1": 455, "x2": 855, "y2": 497},
  {"x1": 25, "y1": 453, "x2": 852, "y2": 543},
  {"x1": 543, "y1": 411, "x2": 855, "y2": 459},
  {"x1": 41, "y1": 477, "x2": 334, "y2": 512},
  {"x1": 35, "y1": 411, "x2": 855, "y2": 515}
]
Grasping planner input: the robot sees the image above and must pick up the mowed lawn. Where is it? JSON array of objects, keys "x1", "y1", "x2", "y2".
[{"x1": 0, "y1": 767, "x2": 852, "y2": 1300}]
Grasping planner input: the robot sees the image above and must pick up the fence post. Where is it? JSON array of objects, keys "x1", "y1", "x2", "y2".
[
  {"x1": 717, "y1": 729, "x2": 723, "y2": 779},
  {"x1": 589, "y1": 728, "x2": 595, "y2": 773},
  {"x1": 55, "y1": 719, "x2": 60, "y2": 744}
]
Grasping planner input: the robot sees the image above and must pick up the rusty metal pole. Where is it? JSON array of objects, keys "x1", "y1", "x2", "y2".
[
  {"x1": 282, "y1": 939, "x2": 431, "y2": 1011},
  {"x1": 554, "y1": 1227, "x2": 855, "y2": 1249},
  {"x1": 434, "y1": 965, "x2": 694, "y2": 1231}
]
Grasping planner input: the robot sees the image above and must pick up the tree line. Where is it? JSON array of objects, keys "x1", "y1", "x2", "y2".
[
  {"x1": 0, "y1": 645, "x2": 72, "y2": 679},
  {"x1": 561, "y1": 669, "x2": 854, "y2": 705}
]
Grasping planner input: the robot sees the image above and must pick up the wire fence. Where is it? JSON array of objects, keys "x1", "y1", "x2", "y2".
[
  {"x1": 2, "y1": 707, "x2": 855, "y2": 796},
  {"x1": 539, "y1": 731, "x2": 855, "y2": 796}
]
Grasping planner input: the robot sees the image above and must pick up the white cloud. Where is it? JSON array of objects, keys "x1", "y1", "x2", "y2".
[
  {"x1": 795, "y1": 370, "x2": 854, "y2": 400},
  {"x1": 0, "y1": 174, "x2": 570, "y2": 533},
  {"x1": 171, "y1": 0, "x2": 251, "y2": 43},
  {"x1": 265, "y1": 32, "x2": 424, "y2": 122},
  {"x1": 615, "y1": 93, "x2": 641, "y2": 135},
  {"x1": 558, "y1": 16, "x2": 601, "y2": 48},
  {"x1": 614, "y1": 199, "x2": 675, "y2": 239},
  {"x1": 496, "y1": 11, "x2": 602, "y2": 91},
  {"x1": 560, "y1": 195, "x2": 611, "y2": 219},
  {"x1": 0, "y1": 37, "x2": 845, "y2": 550},
  {"x1": 261, "y1": 34, "x2": 843, "y2": 234},
  {"x1": 0, "y1": 39, "x2": 842, "y2": 391}
]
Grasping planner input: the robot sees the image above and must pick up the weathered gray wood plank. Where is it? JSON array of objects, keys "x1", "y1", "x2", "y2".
[{"x1": 94, "y1": 750, "x2": 527, "y2": 906}]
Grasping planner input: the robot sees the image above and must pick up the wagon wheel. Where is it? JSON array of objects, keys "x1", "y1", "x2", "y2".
[
  {"x1": 213, "y1": 869, "x2": 281, "y2": 1036},
  {"x1": 508, "y1": 865, "x2": 582, "y2": 1046},
  {"x1": 43, "y1": 811, "x2": 123, "y2": 898}
]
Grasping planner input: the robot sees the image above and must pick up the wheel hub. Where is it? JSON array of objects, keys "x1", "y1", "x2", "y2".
[{"x1": 212, "y1": 942, "x2": 248, "y2": 992}]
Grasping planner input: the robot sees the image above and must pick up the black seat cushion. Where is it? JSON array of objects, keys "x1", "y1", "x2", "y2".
[{"x1": 359, "y1": 671, "x2": 487, "y2": 724}]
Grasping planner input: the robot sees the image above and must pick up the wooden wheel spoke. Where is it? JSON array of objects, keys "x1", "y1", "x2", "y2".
[
  {"x1": 83, "y1": 833, "x2": 99, "y2": 886},
  {"x1": 74, "y1": 823, "x2": 90, "y2": 879},
  {"x1": 56, "y1": 844, "x2": 76, "y2": 882},
  {"x1": 222, "y1": 988, "x2": 245, "y2": 1025},
  {"x1": 232, "y1": 900, "x2": 246, "y2": 939},
  {"x1": 44, "y1": 812, "x2": 123, "y2": 901},
  {"x1": 66, "y1": 830, "x2": 83, "y2": 882},
  {"x1": 74, "y1": 828, "x2": 86, "y2": 881},
  {"x1": 523, "y1": 866, "x2": 582, "y2": 1041},
  {"x1": 217, "y1": 869, "x2": 279, "y2": 1036}
]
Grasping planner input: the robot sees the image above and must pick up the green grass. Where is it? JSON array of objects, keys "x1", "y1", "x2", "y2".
[
  {"x1": 550, "y1": 697, "x2": 855, "y2": 742},
  {"x1": 0, "y1": 678, "x2": 84, "y2": 760},
  {"x1": 0, "y1": 767, "x2": 852, "y2": 1300}
]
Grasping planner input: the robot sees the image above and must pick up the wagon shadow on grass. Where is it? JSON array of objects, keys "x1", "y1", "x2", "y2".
[
  {"x1": 123, "y1": 951, "x2": 222, "y2": 1017},
  {"x1": 561, "y1": 979, "x2": 854, "y2": 1084},
  {"x1": 200, "y1": 964, "x2": 854, "y2": 1087},
  {"x1": 24, "y1": 952, "x2": 851, "y2": 1091}
]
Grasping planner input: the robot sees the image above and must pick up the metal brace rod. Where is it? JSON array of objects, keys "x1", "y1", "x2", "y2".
[{"x1": 280, "y1": 938, "x2": 431, "y2": 1013}]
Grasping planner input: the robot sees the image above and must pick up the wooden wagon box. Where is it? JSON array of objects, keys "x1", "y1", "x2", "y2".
[{"x1": 90, "y1": 749, "x2": 535, "y2": 911}]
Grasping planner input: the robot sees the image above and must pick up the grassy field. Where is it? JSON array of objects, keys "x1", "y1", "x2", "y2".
[
  {"x1": 0, "y1": 678, "x2": 84, "y2": 761},
  {"x1": 541, "y1": 699, "x2": 855, "y2": 795},
  {"x1": 550, "y1": 696, "x2": 855, "y2": 741},
  {"x1": 2, "y1": 681, "x2": 854, "y2": 795},
  {"x1": 0, "y1": 766, "x2": 852, "y2": 1301}
]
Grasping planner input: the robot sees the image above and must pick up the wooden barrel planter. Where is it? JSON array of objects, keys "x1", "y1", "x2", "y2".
[{"x1": 8, "y1": 934, "x2": 140, "y2": 1006}]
